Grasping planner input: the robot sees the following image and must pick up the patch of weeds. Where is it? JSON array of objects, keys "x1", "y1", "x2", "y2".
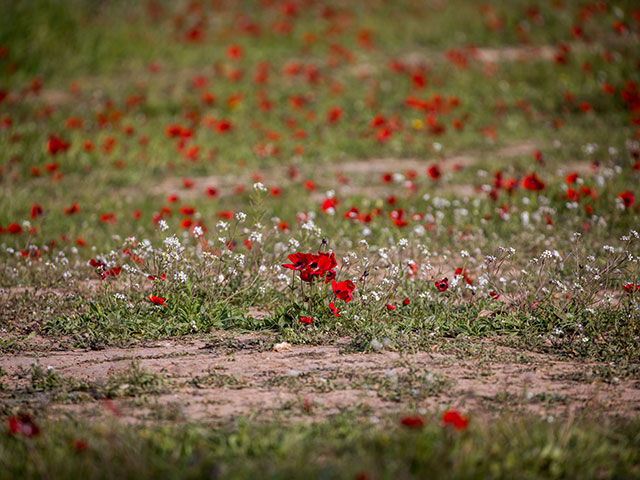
[
  {"x1": 10, "y1": 361, "x2": 168, "y2": 404},
  {"x1": 42, "y1": 296, "x2": 243, "y2": 347},
  {"x1": 13, "y1": 364, "x2": 93, "y2": 404},
  {"x1": 145, "y1": 401, "x2": 186, "y2": 422},
  {"x1": 201, "y1": 337, "x2": 270, "y2": 354},
  {"x1": 189, "y1": 371, "x2": 246, "y2": 389},
  {"x1": 352, "y1": 367, "x2": 451, "y2": 403},
  {"x1": 102, "y1": 361, "x2": 168, "y2": 398},
  {"x1": 261, "y1": 372, "x2": 336, "y2": 393}
]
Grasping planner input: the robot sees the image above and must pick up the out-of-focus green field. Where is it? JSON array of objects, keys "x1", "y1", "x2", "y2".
[{"x1": 1, "y1": 1, "x2": 639, "y2": 478}]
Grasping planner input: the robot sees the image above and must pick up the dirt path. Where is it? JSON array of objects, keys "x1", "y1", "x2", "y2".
[{"x1": 2, "y1": 334, "x2": 638, "y2": 423}]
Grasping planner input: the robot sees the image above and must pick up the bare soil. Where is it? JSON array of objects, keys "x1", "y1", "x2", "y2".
[{"x1": 2, "y1": 334, "x2": 638, "y2": 423}]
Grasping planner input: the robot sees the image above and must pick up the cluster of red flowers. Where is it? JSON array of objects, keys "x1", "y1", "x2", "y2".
[
  {"x1": 623, "y1": 283, "x2": 639, "y2": 293},
  {"x1": 400, "y1": 409, "x2": 469, "y2": 431},
  {"x1": 282, "y1": 251, "x2": 337, "y2": 283},
  {"x1": 7, "y1": 414, "x2": 40, "y2": 437},
  {"x1": 283, "y1": 251, "x2": 360, "y2": 322},
  {"x1": 89, "y1": 258, "x2": 122, "y2": 279}
]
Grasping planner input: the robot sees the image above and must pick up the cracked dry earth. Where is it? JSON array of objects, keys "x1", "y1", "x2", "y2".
[{"x1": 1, "y1": 334, "x2": 639, "y2": 423}]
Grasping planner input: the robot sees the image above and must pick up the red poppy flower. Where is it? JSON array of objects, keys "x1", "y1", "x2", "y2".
[
  {"x1": 103, "y1": 266, "x2": 122, "y2": 278},
  {"x1": 308, "y1": 252, "x2": 337, "y2": 275},
  {"x1": 411, "y1": 72, "x2": 426, "y2": 89},
  {"x1": 215, "y1": 120, "x2": 233, "y2": 133},
  {"x1": 332, "y1": 279, "x2": 355, "y2": 302},
  {"x1": 328, "y1": 302, "x2": 340, "y2": 317},
  {"x1": 282, "y1": 252, "x2": 315, "y2": 271},
  {"x1": 345, "y1": 207, "x2": 360, "y2": 219},
  {"x1": 326, "y1": 106, "x2": 343, "y2": 124},
  {"x1": 623, "y1": 283, "x2": 639, "y2": 293},
  {"x1": 64, "y1": 203, "x2": 79, "y2": 215},
  {"x1": 89, "y1": 258, "x2": 106, "y2": 268},
  {"x1": 442, "y1": 409, "x2": 468, "y2": 431},
  {"x1": 46, "y1": 134, "x2": 70, "y2": 156},
  {"x1": 618, "y1": 191, "x2": 635, "y2": 208},
  {"x1": 403, "y1": 298, "x2": 410, "y2": 306},
  {"x1": 148, "y1": 295, "x2": 167, "y2": 306},
  {"x1": 386, "y1": 304, "x2": 396, "y2": 310},
  {"x1": 454, "y1": 267, "x2": 473, "y2": 285},
  {"x1": 7, "y1": 222, "x2": 22, "y2": 234},
  {"x1": 30, "y1": 204, "x2": 43, "y2": 219},
  {"x1": 179, "y1": 205, "x2": 196, "y2": 216},
  {"x1": 435, "y1": 278, "x2": 449, "y2": 292},
  {"x1": 400, "y1": 416, "x2": 425, "y2": 429},
  {"x1": 322, "y1": 197, "x2": 338, "y2": 212},
  {"x1": 299, "y1": 316, "x2": 313, "y2": 325},
  {"x1": 99, "y1": 213, "x2": 116, "y2": 224},
  {"x1": 8, "y1": 414, "x2": 40, "y2": 437},
  {"x1": 522, "y1": 172, "x2": 545, "y2": 191},
  {"x1": 73, "y1": 439, "x2": 88, "y2": 452},
  {"x1": 427, "y1": 165, "x2": 441, "y2": 180},
  {"x1": 227, "y1": 44, "x2": 243, "y2": 60},
  {"x1": 565, "y1": 172, "x2": 579, "y2": 184}
]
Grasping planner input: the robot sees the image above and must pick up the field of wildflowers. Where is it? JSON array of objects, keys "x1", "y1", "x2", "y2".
[{"x1": 1, "y1": 0, "x2": 639, "y2": 478}]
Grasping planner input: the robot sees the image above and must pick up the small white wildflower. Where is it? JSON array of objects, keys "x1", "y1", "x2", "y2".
[
  {"x1": 192, "y1": 225, "x2": 204, "y2": 238},
  {"x1": 288, "y1": 238, "x2": 300, "y2": 249},
  {"x1": 249, "y1": 231, "x2": 263, "y2": 243}
]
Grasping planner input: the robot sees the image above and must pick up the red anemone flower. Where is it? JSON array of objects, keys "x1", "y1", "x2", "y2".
[
  {"x1": 618, "y1": 191, "x2": 635, "y2": 208},
  {"x1": 332, "y1": 279, "x2": 355, "y2": 302},
  {"x1": 435, "y1": 278, "x2": 449, "y2": 292},
  {"x1": 7, "y1": 222, "x2": 22, "y2": 234},
  {"x1": 148, "y1": 295, "x2": 166, "y2": 306},
  {"x1": 400, "y1": 416, "x2": 425, "y2": 429},
  {"x1": 8, "y1": 414, "x2": 40, "y2": 437},
  {"x1": 442, "y1": 409, "x2": 469, "y2": 431},
  {"x1": 30, "y1": 204, "x2": 43, "y2": 219},
  {"x1": 522, "y1": 173, "x2": 545, "y2": 191},
  {"x1": 427, "y1": 165, "x2": 441, "y2": 180},
  {"x1": 299, "y1": 316, "x2": 313, "y2": 325},
  {"x1": 46, "y1": 134, "x2": 70, "y2": 156},
  {"x1": 326, "y1": 106, "x2": 343, "y2": 124},
  {"x1": 308, "y1": 251, "x2": 337, "y2": 275},
  {"x1": 64, "y1": 203, "x2": 79, "y2": 215},
  {"x1": 623, "y1": 283, "x2": 639, "y2": 293},
  {"x1": 282, "y1": 252, "x2": 315, "y2": 271}
]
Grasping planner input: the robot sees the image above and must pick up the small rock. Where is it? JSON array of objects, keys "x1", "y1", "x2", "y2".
[
  {"x1": 369, "y1": 338, "x2": 383, "y2": 352},
  {"x1": 273, "y1": 341, "x2": 292, "y2": 352}
]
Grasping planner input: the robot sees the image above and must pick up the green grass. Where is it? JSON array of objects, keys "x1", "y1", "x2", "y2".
[
  {"x1": 0, "y1": 414, "x2": 639, "y2": 479},
  {"x1": 1, "y1": 0, "x2": 640, "y2": 475}
]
